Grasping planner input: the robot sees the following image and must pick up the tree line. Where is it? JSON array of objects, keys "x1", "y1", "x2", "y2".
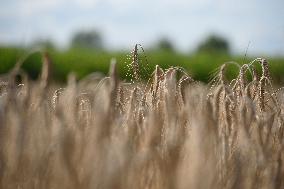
[{"x1": 32, "y1": 29, "x2": 230, "y2": 54}]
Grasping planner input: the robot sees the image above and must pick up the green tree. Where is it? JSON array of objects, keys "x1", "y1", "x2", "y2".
[
  {"x1": 155, "y1": 38, "x2": 175, "y2": 52},
  {"x1": 197, "y1": 35, "x2": 230, "y2": 54},
  {"x1": 31, "y1": 39, "x2": 56, "y2": 50},
  {"x1": 71, "y1": 30, "x2": 104, "y2": 50}
]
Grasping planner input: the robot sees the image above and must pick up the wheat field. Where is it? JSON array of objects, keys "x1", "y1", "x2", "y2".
[{"x1": 0, "y1": 46, "x2": 284, "y2": 189}]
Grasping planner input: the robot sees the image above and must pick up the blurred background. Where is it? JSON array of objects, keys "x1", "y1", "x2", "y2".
[{"x1": 0, "y1": 0, "x2": 284, "y2": 83}]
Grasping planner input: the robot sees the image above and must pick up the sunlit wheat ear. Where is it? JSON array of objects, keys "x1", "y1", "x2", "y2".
[
  {"x1": 208, "y1": 64, "x2": 226, "y2": 99},
  {"x1": 236, "y1": 64, "x2": 253, "y2": 101},
  {"x1": 238, "y1": 64, "x2": 249, "y2": 91},
  {"x1": 245, "y1": 82, "x2": 254, "y2": 99},
  {"x1": 164, "y1": 68, "x2": 177, "y2": 83},
  {"x1": 208, "y1": 66, "x2": 221, "y2": 87},
  {"x1": 108, "y1": 58, "x2": 119, "y2": 116},
  {"x1": 249, "y1": 65, "x2": 259, "y2": 99},
  {"x1": 131, "y1": 44, "x2": 140, "y2": 81},
  {"x1": 177, "y1": 75, "x2": 194, "y2": 105},
  {"x1": 52, "y1": 88, "x2": 65, "y2": 109},
  {"x1": 40, "y1": 52, "x2": 52, "y2": 89},
  {"x1": 0, "y1": 82, "x2": 8, "y2": 95},
  {"x1": 137, "y1": 92, "x2": 148, "y2": 124},
  {"x1": 109, "y1": 59, "x2": 119, "y2": 98},
  {"x1": 116, "y1": 86, "x2": 125, "y2": 114},
  {"x1": 151, "y1": 65, "x2": 164, "y2": 102},
  {"x1": 76, "y1": 93, "x2": 92, "y2": 127},
  {"x1": 164, "y1": 68, "x2": 177, "y2": 101},
  {"x1": 251, "y1": 64, "x2": 259, "y2": 82},
  {"x1": 126, "y1": 87, "x2": 138, "y2": 122},
  {"x1": 258, "y1": 77, "x2": 266, "y2": 112},
  {"x1": 219, "y1": 64, "x2": 226, "y2": 85},
  {"x1": 211, "y1": 64, "x2": 226, "y2": 87},
  {"x1": 260, "y1": 58, "x2": 271, "y2": 80},
  {"x1": 212, "y1": 85, "x2": 224, "y2": 121},
  {"x1": 255, "y1": 59, "x2": 277, "y2": 112},
  {"x1": 223, "y1": 95, "x2": 233, "y2": 137},
  {"x1": 272, "y1": 87, "x2": 284, "y2": 107}
]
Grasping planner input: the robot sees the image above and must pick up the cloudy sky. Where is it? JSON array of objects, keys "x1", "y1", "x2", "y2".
[{"x1": 0, "y1": 0, "x2": 283, "y2": 55}]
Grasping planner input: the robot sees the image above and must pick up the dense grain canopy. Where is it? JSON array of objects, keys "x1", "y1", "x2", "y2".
[{"x1": 0, "y1": 49, "x2": 284, "y2": 189}]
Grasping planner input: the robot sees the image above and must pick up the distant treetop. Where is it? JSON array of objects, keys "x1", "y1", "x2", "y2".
[
  {"x1": 71, "y1": 30, "x2": 104, "y2": 50},
  {"x1": 197, "y1": 35, "x2": 230, "y2": 54}
]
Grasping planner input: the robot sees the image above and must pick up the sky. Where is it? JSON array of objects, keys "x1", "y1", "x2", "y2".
[{"x1": 0, "y1": 0, "x2": 283, "y2": 56}]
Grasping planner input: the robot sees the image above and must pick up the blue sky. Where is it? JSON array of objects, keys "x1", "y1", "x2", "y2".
[{"x1": 0, "y1": 0, "x2": 283, "y2": 55}]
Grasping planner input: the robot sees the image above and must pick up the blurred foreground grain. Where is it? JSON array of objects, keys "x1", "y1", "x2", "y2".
[{"x1": 0, "y1": 50, "x2": 284, "y2": 189}]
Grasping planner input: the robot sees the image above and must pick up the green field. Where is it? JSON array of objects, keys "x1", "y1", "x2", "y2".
[{"x1": 1, "y1": 47, "x2": 284, "y2": 84}]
